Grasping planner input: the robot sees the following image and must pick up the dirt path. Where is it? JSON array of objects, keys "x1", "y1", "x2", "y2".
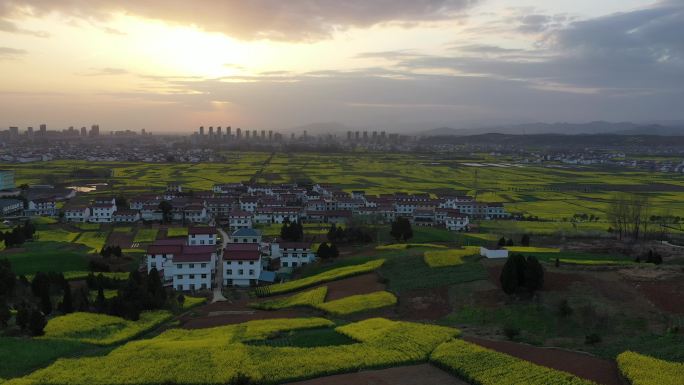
[
  {"x1": 212, "y1": 228, "x2": 229, "y2": 303},
  {"x1": 283, "y1": 364, "x2": 468, "y2": 385},
  {"x1": 464, "y1": 336, "x2": 624, "y2": 385}
]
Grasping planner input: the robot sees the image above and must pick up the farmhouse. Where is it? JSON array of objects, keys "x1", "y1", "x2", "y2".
[
  {"x1": 112, "y1": 210, "x2": 141, "y2": 223},
  {"x1": 0, "y1": 199, "x2": 23, "y2": 216},
  {"x1": 145, "y1": 235, "x2": 218, "y2": 291},
  {"x1": 223, "y1": 243, "x2": 262, "y2": 286},
  {"x1": 64, "y1": 206, "x2": 90, "y2": 222},
  {"x1": 228, "y1": 210, "x2": 252, "y2": 229}
]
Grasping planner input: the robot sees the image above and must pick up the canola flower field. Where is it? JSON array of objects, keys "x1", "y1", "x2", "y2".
[
  {"x1": 617, "y1": 351, "x2": 684, "y2": 385},
  {"x1": 423, "y1": 247, "x2": 481, "y2": 267}
]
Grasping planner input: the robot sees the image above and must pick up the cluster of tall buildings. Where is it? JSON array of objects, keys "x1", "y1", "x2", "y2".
[
  {"x1": 4, "y1": 124, "x2": 101, "y2": 139},
  {"x1": 196, "y1": 126, "x2": 283, "y2": 142}
]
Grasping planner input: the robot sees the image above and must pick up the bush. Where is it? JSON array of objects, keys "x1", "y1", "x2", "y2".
[
  {"x1": 29, "y1": 309, "x2": 47, "y2": 336},
  {"x1": 558, "y1": 299, "x2": 573, "y2": 317},
  {"x1": 585, "y1": 333, "x2": 602, "y2": 345},
  {"x1": 503, "y1": 326, "x2": 520, "y2": 340}
]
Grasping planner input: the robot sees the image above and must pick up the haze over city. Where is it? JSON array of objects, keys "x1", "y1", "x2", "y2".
[{"x1": 1, "y1": 0, "x2": 683, "y2": 133}]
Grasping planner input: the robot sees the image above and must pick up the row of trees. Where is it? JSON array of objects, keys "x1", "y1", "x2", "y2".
[
  {"x1": 499, "y1": 254, "x2": 544, "y2": 295},
  {"x1": 497, "y1": 235, "x2": 530, "y2": 247},
  {"x1": 280, "y1": 221, "x2": 304, "y2": 242},
  {"x1": 316, "y1": 243, "x2": 339, "y2": 260},
  {"x1": 0, "y1": 221, "x2": 36, "y2": 248},
  {"x1": 99, "y1": 245, "x2": 123, "y2": 258},
  {"x1": 607, "y1": 193, "x2": 651, "y2": 241},
  {"x1": 327, "y1": 224, "x2": 374, "y2": 244},
  {"x1": 390, "y1": 217, "x2": 413, "y2": 242}
]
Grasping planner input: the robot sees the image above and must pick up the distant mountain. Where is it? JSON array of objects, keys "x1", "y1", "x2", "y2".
[{"x1": 419, "y1": 121, "x2": 684, "y2": 137}]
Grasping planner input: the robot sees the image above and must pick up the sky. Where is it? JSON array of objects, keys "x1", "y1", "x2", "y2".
[{"x1": 0, "y1": 0, "x2": 682, "y2": 133}]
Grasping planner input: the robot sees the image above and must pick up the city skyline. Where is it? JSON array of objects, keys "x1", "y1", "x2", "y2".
[{"x1": 1, "y1": 0, "x2": 683, "y2": 133}]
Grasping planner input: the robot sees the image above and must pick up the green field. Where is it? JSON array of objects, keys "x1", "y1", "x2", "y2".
[
  {"x1": 132, "y1": 228, "x2": 158, "y2": 243},
  {"x1": 2, "y1": 242, "x2": 90, "y2": 276}
]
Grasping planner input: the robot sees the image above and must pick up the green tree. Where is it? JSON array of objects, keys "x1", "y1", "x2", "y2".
[
  {"x1": 15, "y1": 302, "x2": 30, "y2": 330},
  {"x1": 28, "y1": 309, "x2": 47, "y2": 336},
  {"x1": 498, "y1": 237, "x2": 506, "y2": 247},
  {"x1": 0, "y1": 258, "x2": 16, "y2": 296},
  {"x1": 0, "y1": 300, "x2": 11, "y2": 327},
  {"x1": 521, "y1": 234, "x2": 530, "y2": 247},
  {"x1": 500, "y1": 254, "x2": 527, "y2": 295},
  {"x1": 159, "y1": 200, "x2": 173, "y2": 223},
  {"x1": 390, "y1": 217, "x2": 413, "y2": 242},
  {"x1": 317, "y1": 243, "x2": 330, "y2": 260},
  {"x1": 59, "y1": 281, "x2": 74, "y2": 314},
  {"x1": 523, "y1": 256, "x2": 544, "y2": 292}
]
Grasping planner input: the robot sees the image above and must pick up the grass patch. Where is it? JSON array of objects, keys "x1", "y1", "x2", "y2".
[
  {"x1": 112, "y1": 227, "x2": 132, "y2": 233},
  {"x1": 317, "y1": 291, "x2": 397, "y2": 315},
  {"x1": 0, "y1": 338, "x2": 88, "y2": 380},
  {"x1": 41, "y1": 310, "x2": 173, "y2": 346},
  {"x1": 505, "y1": 246, "x2": 561, "y2": 253},
  {"x1": 34, "y1": 229, "x2": 79, "y2": 243},
  {"x1": 2, "y1": 242, "x2": 89, "y2": 276},
  {"x1": 424, "y1": 247, "x2": 481, "y2": 267},
  {"x1": 245, "y1": 327, "x2": 356, "y2": 348},
  {"x1": 380, "y1": 254, "x2": 487, "y2": 293}
]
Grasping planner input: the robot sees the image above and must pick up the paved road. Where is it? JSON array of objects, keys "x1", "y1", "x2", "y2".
[{"x1": 212, "y1": 227, "x2": 230, "y2": 303}]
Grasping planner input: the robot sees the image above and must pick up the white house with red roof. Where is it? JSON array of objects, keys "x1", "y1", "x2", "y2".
[
  {"x1": 223, "y1": 243, "x2": 262, "y2": 286},
  {"x1": 228, "y1": 210, "x2": 252, "y2": 229},
  {"x1": 25, "y1": 198, "x2": 57, "y2": 216},
  {"x1": 188, "y1": 226, "x2": 217, "y2": 245},
  {"x1": 112, "y1": 210, "x2": 141, "y2": 223},
  {"x1": 445, "y1": 210, "x2": 470, "y2": 231},
  {"x1": 145, "y1": 235, "x2": 217, "y2": 291},
  {"x1": 89, "y1": 202, "x2": 117, "y2": 223},
  {"x1": 64, "y1": 206, "x2": 90, "y2": 222}
]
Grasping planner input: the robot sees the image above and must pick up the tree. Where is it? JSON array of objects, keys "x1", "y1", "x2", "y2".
[
  {"x1": 521, "y1": 234, "x2": 530, "y2": 247},
  {"x1": 40, "y1": 290, "x2": 52, "y2": 315},
  {"x1": 28, "y1": 309, "x2": 47, "y2": 336},
  {"x1": 498, "y1": 237, "x2": 506, "y2": 247},
  {"x1": 523, "y1": 256, "x2": 544, "y2": 292},
  {"x1": 390, "y1": 217, "x2": 412, "y2": 242},
  {"x1": 159, "y1": 200, "x2": 173, "y2": 223},
  {"x1": 329, "y1": 244, "x2": 339, "y2": 259},
  {"x1": 0, "y1": 258, "x2": 16, "y2": 297},
  {"x1": 15, "y1": 302, "x2": 30, "y2": 330},
  {"x1": 499, "y1": 254, "x2": 527, "y2": 295},
  {"x1": 147, "y1": 268, "x2": 167, "y2": 308},
  {"x1": 327, "y1": 224, "x2": 338, "y2": 243},
  {"x1": 317, "y1": 243, "x2": 331, "y2": 260},
  {"x1": 0, "y1": 301, "x2": 11, "y2": 328},
  {"x1": 95, "y1": 285, "x2": 106, "y2": 312},
  {"x1": 59, "y1": 281, "x2": 74, "y2": 314},
  {"x1": 506, "y1": 238, "x2": 515, "y2": 247}
]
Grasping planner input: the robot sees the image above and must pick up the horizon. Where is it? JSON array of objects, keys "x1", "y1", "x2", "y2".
[{"x1": 1, "y1": 0, "x2": 683, "y2": 132}]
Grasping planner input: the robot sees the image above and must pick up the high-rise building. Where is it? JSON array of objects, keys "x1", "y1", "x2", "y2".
[
  {"x1": 9, "y1": 126, "x2": 19, "y2": 136},
  {"x1": 90, "y1": 124, "x2": 100, "y2": 137},
  {"x1": 380, "y1": 131, "x2": 386, "y2": 140},
  {"x1": 0, "y1": 170, "x2": 15, "y2": 191},
  {"x1": 252, "y1": 130, "x2": 257, "y2": 139},
  {"x1": 217, "y1": 126, "x2": 222, "y2": 137},
  {"x1": 245, "y1": 130, "x2": 251, "y2": 139},
  {"x1": 355, "y1": 131, "x2": 360, "y2": 141},
  {"x1": 236, "y1": 128, "x2": 241, "y2": 139},
  {"x1": 208, "y1": 126, "x2": 214, "y2": 137},
  {"x1": 27, "y1": 126, "x2": 34, "y2": 136},
  {"x1": 81, "y1": 127, "x2": 87, "y2": 136},
  {"x1": 268, "y1": 130, "x2": 273, "y2": 141},
  {"x1": 261, "y1": 130, "x2": 265, "y2": 139},
  {"x1": 347, "y1": 131, "x2": 352, "y2": 141},
  {"x1": 363, "y1": 131, "x2": 368, "y2": 140},
  {"x1": 199, "y1": 126, "x2": 204, "y2": 136},
  {"x1": 227, "y1": 126, "x2": 232, "y2": 137}
]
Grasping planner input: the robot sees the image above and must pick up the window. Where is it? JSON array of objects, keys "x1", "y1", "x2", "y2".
[
  {"x1": 201, "y1": 274, "x2": 207, "y2": 279},
  {"x1": 201, "y1": 263, "x2": 206, "y2": 268},
  {"x1": 249, "y1": 269, "x2": 254, "y2": 275},
  {"x1": 292, "y1": 262, "x2": 298, "y2": 267},
  {"x1": 227, "y1": 269, "x2": 232, "y2": 275},
  {"x1": 249, "y1": 261, "x2": 254, "y2": 265},
  {"x1": 238, "y1": 261, "x2": 243, "y2": 265},
  {"x1": 282, "y1": 262, "x2": 289, "y2": 267},
  {"x1": 189, "y1": 274, "x2": 195, "y2": 279},
  {"x1": 238, "y1": 269, "x2": 244, "y2": 275},
  {"x1": 190, "y1": 284, "x2": 195, "y2": 290},
  {"x1": 177, "y1": 275, "x2": 183, "y2": 279},
  {"x1": 252, "y1": 238, "x2": 257, "y2": 243},
  {"x1": 176, "y1": 264, "x2": 182, "y2": 269}
]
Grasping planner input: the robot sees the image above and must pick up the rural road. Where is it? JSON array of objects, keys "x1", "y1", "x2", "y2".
[{"x1": 212, "y1": 227, "x2": 230, "y2": 303}]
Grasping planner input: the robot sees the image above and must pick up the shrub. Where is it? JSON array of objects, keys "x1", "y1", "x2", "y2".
[
  {"x1": 585, "y1": 333, "x2": 601, "y2": 345},
  {"x1": 503, "y1": 326, "x2": 520, "y2": 340}
]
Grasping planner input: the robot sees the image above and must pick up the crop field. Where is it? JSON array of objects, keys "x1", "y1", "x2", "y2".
[
  {"x1": 254, "y1": 259, "x2": 385, "y2": 297},
  {"x1": 317, "y1": 291, "x2": 397, "y2": 315},
  {"x1": 4, "y1": 318, "x2": 459, "y2": 385},
  {"x1": 166, "y1": 227, "x2": 188, "y2": 237},
  {"x1": 376, "y1": 243, "x2": 447, "y2": 250},
  {"x1": 132, "y1": 228, "x2": 158, "y2": 243},
  {"x1": 431, "y1": 339, "x2": 597, "y2": 385},
  {"x1": 252, "y1": 287, "x2": 328, "y2": 310},
  {"x1": 34, "y1": 229, "x2": 80, "y2": 243},
  {"x1": 424, "y1": 247, "x2": 481, "y2": 267},
  {"x1": 73, "y1": 231, "x2": 108, "y2": 253},
  {"x1": 41, "y1": 311, "x2": 173, "y2": 346},
  {"x1": 617, "y1": 351, "x2": 684, "y2": 385}
]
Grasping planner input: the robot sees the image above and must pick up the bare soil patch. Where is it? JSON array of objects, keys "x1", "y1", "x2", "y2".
[
  {"x1": 464, "y1": 336, "x2": 623, "y2": 385},
  {"x1": 107, "y1": 232, "x2": 133, "y2": 248},
  {"x1": 284, "y1": 364, "x2": 468, "y2": 385},
  {"x1": 630, "y1": 278, "x2": 684, "y2": 315},
  {"x1": 398, "y1": 286, "x2": 451, "y2": 321},
  {"x1": 324, "y1": 273, "x2": 386, "y2": 301}
]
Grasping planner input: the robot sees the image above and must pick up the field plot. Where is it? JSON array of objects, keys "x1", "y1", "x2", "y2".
[
  {"x1": 42, "y1": 310, "x2": 173, "y2": 346},
  {"x1": 166, "y1": 227, "x2": 188, "y2": 237},
  {"x1": 132, "y1": 228, "x2": 158, "y2": 243},
  {"x1": 431, "y1": 339, "x2": 598, "y2": 385},
  {"x1": 252, "y1": 287, "x2": 328, "y2": 310},
  {"x1": 34, "y1": 229, "x2": 79, "y2": 243},
  {"x1": 0, "y1": 338, "x2": 87, "y2": 381},
  {"x1": 424, "y1": 247, "x2": 480, "y2": 267},
  {"x1": 73, "y1": 231, "x2": 109, "y2": 253},
  {"x1": 617, "y1": 351, "x2": 684, "y2": 385},
  {"x1": 255, "y1": 259, "x2": 385, "y2": 296},
  {"x1": 317, "y1": 291, "x2": 397, "y2": 315},
  {"x1": 5, "y1": 318, "x2": 459, "y2": 385}
]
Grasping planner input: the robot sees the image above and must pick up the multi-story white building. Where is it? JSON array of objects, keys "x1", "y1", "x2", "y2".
[
  {"x1": 89, "y1": 203, "x2": 117, "y2": 223},
  {"x1": 184, "y1": 205, "x2": 208, "y2": 223},
  {"x1": 145, "y1": 237, "x2": 217, "y2": 292},
  {"x1": 188, "y1": 226, "x2": 217, "y2": 245},
  {"x1": 223, "y1": 243, "x2": 262, "y2": 287},
  {"x1": 0, "y1": 199, "x2": 23, "y2": 216},
  {"x1": 272, "y1": 242, "x2": 316, "y2": 268},
  {"x1": 112, "y1": 210, "x2": 141, "y2": 223},
  {"x1": 25, "y1": 198, "x2": 57, "y2": 216},
  {"x1": 229, "y1": 228, "x2": 262, "y2": 244},
  {"x1": 64, "y1": 206, "x2": 90, "y2": 222},
  {"x1": 445, "y1": 210, "x2": 470, "y2": 231}
]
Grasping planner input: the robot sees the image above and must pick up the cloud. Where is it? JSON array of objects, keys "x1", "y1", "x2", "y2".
[
  {"x1": 0, "y1": 18, "x2": 49, "y2": 37},
  {"x1": 79, "y1": 67, "x2": 129, "y2": 76},
  {"x1": 0, "y1": 46, "x2": 27, "y2": 59},
  {"x1": 0, "y1": 0, "x2": 478, "y2": 41}
]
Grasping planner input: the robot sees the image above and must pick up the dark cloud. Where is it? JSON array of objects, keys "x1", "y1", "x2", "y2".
[
  {"x1": 0, "y1": 46, "x2": 27, "y2": 59},
  {"x1": 0, "y1": 0, "x2": 478, "y2": 41}
]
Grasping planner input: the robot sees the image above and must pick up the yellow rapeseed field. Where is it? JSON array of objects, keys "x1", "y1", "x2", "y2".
[
  {"x1": 617, "y1": 351, "x2": 684, "y2": 385},
  {"x1": 317, "y1": 291, "x2": 397, "y2": 315},
  {"x1": 423, "y1": 247, "x2": 480, "y2": 267}
]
